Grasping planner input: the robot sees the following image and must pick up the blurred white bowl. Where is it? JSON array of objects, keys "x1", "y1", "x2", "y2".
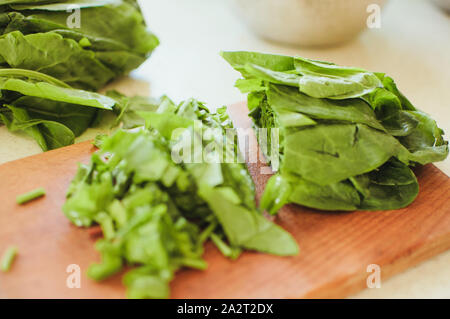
[
  {"x1": 230, "y1": 0, "x2": 387, "y2": 47},
  {"x1": 432, "y1": 0, "x2": 450, "y2": 12}
]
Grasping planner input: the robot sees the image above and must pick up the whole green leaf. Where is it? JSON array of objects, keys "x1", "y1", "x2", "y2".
[
  {"x1": 294, "y1": 57, "x2": 382, "y2": 99},
  {"x1": 1, "y1": 103, "x2": 81, "y2": 150},
  {"x1": 12, "y1": 96, "x2": 96, "y2": 136},
  {"x1": 0, "y1": 103, "x2": 47, "y2": 149},
  {"x1": 0, "y1": 69, "x2": 115, "y2": 150},
  {"x1": 287, "y1": 176, "x2": 361, "y2": 211},
  {"x1": 0, "y1": 73, "x2": 115, "y2": 109},
  {"x1": 350, "y1": 159, "x2": 419, "y2": 210},
  {"x1": 221, "y1": 51, "x2": 295, "y2": 75},
  {"x1": 222, "y1": 51, "x2": 382, "y2": 99},
  {"x1": 268, "y1": 84, "x2": 386, "y2": 131},
  {"x1": 399, "y1": 111, "x2": 449, "y2": 164},
  {"x1": 283, "y1": 124, "x2": 411, "y2": 185},
  {"x1": 243, "y1": 63, "x2": 301, "y2": 87},
  {"x1": 0, "y1": 31, "x2": 115, "y2": 89}
]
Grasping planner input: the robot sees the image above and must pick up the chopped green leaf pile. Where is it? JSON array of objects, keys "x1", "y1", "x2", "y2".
[
  {"x1": 222, "y1": 51, "x2": 448, "y2": 212},
  {"x1": 0, "y1": 0, "x2": 158, "y2": 151},
  {"x1": 63, "y1": 97, "x2": 298, "y2": 299}
]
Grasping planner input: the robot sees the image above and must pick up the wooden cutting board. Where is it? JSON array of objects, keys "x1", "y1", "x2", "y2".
[{"x1": 0, "y1": 102, "x2": 449, "y2": 299}]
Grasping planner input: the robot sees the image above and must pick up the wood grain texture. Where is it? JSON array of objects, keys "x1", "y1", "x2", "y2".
[{"x1": 0, "y1": 102, "x2": 449, "y2": 299}]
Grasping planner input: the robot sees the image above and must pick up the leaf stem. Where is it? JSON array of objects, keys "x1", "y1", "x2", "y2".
[
  {"x1": 16, "y1": 187, "x2": 46, "y2": 205},
  {"x1": 0, "y1": 69, "x2": 71, "y2": 88}
]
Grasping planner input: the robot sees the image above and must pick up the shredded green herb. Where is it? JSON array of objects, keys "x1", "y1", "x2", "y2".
[{"x1": 63, "y1": 96, "x2": 298, "y2": 299}]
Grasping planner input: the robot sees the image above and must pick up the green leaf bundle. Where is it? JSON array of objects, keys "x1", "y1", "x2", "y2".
[
  {"x1": 0, "y1": 69, "x2": 117, "y2": 150},
  {"x1": 63, "y1": 96, "x2": 298, "y2": 299},
  {"x1": 0, "y1": 0, "x2": 158, "y2": 151},
  {"x1": 222, "y1": 51, "x2": 448, "y2": 212},
  {"x1": 0, "y1": 0, "x2": 159, "y2": 91}
]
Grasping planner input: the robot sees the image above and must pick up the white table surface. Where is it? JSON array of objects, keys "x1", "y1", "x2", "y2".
[{"x1": 1, "y1": 0, "x2": 449, "y2": 298}]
